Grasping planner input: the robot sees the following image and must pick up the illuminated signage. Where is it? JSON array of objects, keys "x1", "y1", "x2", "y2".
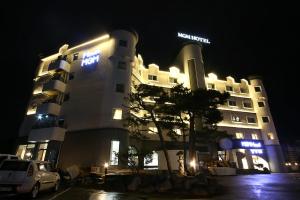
[
  {"x1": 250, "y1": 149, "x2": 263, "y2": 154},
  {"x1": 81, "y1": 50, "x2": 100, "y2": 67},
  {"x1": 177, "y1": 32, "x2": 210, "y2": 44},
  {"x1": 241, "y1": 141, "x2": 262, "y2": 148}
]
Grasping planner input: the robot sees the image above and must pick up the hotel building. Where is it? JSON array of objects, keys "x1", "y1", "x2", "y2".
[{"x1": 16, "y1": 29, "x2": 286, "y2": 172}]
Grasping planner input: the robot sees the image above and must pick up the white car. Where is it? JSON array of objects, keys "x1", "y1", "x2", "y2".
[
  {"x1": 0, "y1": 160, "x2": 60, "y2": 198},
  {"x1": 0, "y1": 154, "x2": 19, "y2": 164}
]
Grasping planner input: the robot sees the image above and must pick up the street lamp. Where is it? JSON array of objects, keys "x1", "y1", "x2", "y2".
[{"x1": 104, "y1": 162, "x2": 109, "y2": 175}]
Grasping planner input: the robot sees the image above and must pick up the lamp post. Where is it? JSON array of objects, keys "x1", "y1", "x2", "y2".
[{"x1": 104, "y1": 162, "x2": 109, "y2": 176}]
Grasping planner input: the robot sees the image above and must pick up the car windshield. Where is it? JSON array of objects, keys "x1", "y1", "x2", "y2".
[{"x1": 0, "y1": 161, "x2": 30, "y2": 171}]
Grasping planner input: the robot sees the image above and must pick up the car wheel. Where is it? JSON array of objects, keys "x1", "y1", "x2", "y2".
[
  {"x1": 31, "y1": 183, "x2": 39, "y2": 199},
  {"x1": 53, "y1": 180, "x2": 60, "y2": 192}
]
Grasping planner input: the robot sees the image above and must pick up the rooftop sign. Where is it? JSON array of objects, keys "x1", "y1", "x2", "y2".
[{"x1": 177, "y1": 32, "x2": 210, "y2": 44}]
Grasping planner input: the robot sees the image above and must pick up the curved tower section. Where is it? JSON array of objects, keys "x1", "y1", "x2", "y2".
[
  {"x1": 176, "y1": 43, "x2": 206, "y2": 90},
  {"x1": 249, "y1": 76, "x2": 286, "y2": 172}
]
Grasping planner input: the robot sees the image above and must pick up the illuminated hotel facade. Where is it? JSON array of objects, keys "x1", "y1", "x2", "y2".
[{"x1": 16, "y1": 29, "x2": 285, "y2": 172}]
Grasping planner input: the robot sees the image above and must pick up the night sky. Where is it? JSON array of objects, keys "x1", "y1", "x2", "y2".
[{"x1": 2, "y1": 1, "x2": 299, "y2": 148}]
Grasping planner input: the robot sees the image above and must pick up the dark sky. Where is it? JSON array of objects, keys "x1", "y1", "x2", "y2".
[{"x1": 2, "y1": 1, "x2": 299, "y2": 144}]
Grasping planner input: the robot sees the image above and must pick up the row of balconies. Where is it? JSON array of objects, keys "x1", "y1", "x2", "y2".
[{"x1": 28, "y1": 60, "x2": 70, "y2": 142}]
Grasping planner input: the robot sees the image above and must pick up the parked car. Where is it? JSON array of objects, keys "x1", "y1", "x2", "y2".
[
  {"x1": 0, "y1": 154, "x2": 19, "y2": 164},
  {"x1": 0, "y1": 160, "x2": 60, "y2": 198}
]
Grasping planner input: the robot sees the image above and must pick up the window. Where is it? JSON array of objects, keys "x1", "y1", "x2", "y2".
[
  {"x1": 252, "y1": 133, "x2": 259, "y2": 140},
  {"x1": 258, "y1": 101, "x2": 265, "y2": 107},
  {"x1": 267, "y1": 133, "x2": 274, "y2": 140},
  {"x1": 144, "y1": 151, "x2": 158, "y2": 169},
  {"x1": 113, "y1": 108, "x2": 122, "y2": 120},
  {"x1": 115, "y1": 84, "x2": 125, "y2": 93},
  {"x1": 69, "y1": 72, "x2": 75, "y2": 80},
  {"x1": 236, "y1": 132, "x2": 244, "y2": 139},
  {"x1": 169, "y1": 77, "x2": 177, "y2": 83},
  {"x1": 174, "y1": 128, "x2": 182, "y2": 135},
  {"x1": 110, "y1": 140, "x2": 120, "y2": 165},
  {"x1": 254, "y1": 86, "x2": 262, "y2": 92},
  {"x1": 231, "y1": 115, "x2": 241, "y2": 123},
  {"x1": 117, "y1": 61, "x2": 126, "y2": 70},
  {"x1": 226, "y1": 86, "x2": 233, "y2": 92},
  {"x1": 240, "y1": 88, "x2": 248, "y2": 93},
  {"x1": 119, "y1": 40, "x2": 127, "y2": 47},
  {"x1": 37, "y1": 143, "x2": 48, "y2": 161},
  {"x1": 207, "y1": 83, "x2": 215, "y2": 90},
  {"x1": 148, "y1": 127, "x2": 158, "y2": 134},
  {"x1": 243, "y1": 101, "x2": 252, "y2": 108},
  {"x1": 63, "y1": 93, "x2": 70, "y2": 102},
  {"x1": 228, "y1": 100, "x2": 237, "y2": 107},
  {"x1": 73, "y1": 53, "x2": 79, "y2": 61},
  {"x1": 262, "y1": 116, "x2": 269, "y2": 123},
  {"x1": 148, "y1": 75, "x2": 157, "y2": 81},
  {"x1": 247, "y1": 116, "x2": 256, "y2": 124}
]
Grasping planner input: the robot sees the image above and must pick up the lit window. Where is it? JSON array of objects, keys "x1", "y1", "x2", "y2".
[
  {"x1": 228, "y1": 100, "x2": 237, "y2": 107},
  {"x1": 207, "y1": 83, "x2": 215, "y2": 90},
  {"x1": 113, "y1": 108, "x2": 122, "y2": 120},
  {"x1": 119, "y1": 40, "x2": 127, "y2": 47},
  {"x1": 144, "y1": 151, "x2": 158, "y2": 169},
  {"x1": 174, "y1": 128, "x2": 182, "y2": 135},
  {"x1": 243, "y1": 101, "x2": 252, "y2": 108},
  {"x1": 267, "y1": 133, "x2": 274, "y2": 140},
  {"x1": 73, "y1": 53, "x2": 79, "y2": 61},
  {"x1": 254, "y1": 86, "x2": 262, "y2": 92},
  {"x1": 252, "y1": 133, "x2": 259, "y2": 140},
  {"x1": 231, "y1": 115, "x2": 241, "y2": 122},
  {"x1": 247, "y1": 116, "x2": 256, "y2": 124},
  {"x1": 148, "y1": 127, "x2": 158, "y2": 134},
  {"x1": 169, "y1": 77, "x2": 177, "y2": 83},
  {"x1": 258, "y1": 101, "x2": 265, "y2": 107},
  {"x1": 37, "y1": 143, "x2": 48, "y2": 161},
  {"x1": 236, "y1": 132, "x2": 244, "y2": 139},
  {"x1": 226, "y1": 86, "x2": 233, "y2": 92},
  {"x1": 148, "y1": 75, "x2": 157, "y2": 81},
  {"x1": 262, "y1": 116, "x2": 269, "y2": 123},
  {"x1": 115, "y1": 84, "x2": 125, "y2": 93},
  {"x1": 118, "y1": 61, "x2": 126, "y2": 70},
  {"x1": 110, "y1": 140, "x2": 120, "y2": 165}
]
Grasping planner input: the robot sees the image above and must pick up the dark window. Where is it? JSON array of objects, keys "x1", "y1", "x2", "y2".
[
  {"x1": 169, "y1": 77, "x2": 177, "y2": 83},
  {"x1": 243, "y1": 102, "x2": 252, "y2": 108},
  {"x1": 73, "y1": 53, "x2": 79, "y2": 61},
  {"x1": 247, "y1": 117, "x2": 256, "y2": 123},
  {"x1": 207, "y1": 83, "x2": 215, "y2": 89},
  {"x1": 262, "y1": 117, "x2": 269, "y2": 123},
  {"x1": 254, "y1": 86, "x2": 262, "y2": 92},
  {"x1": 64, "y1": 93, "x2": 70, "y2": 102},
  {"x1": 69, "y1": 72, "x2": 75, "y2": 80},
  {"x1": 116, "y1": 84, "x2": 125, "y2": 93},
  {"x1": 148, "y1": 75, "x2": 157, "y2": 81},
  {"x1": 228, "y1": 100, "x2": 237, "y2": 106},
  {"x1": 118, "y1": 61, "x2": 126, "y2": 70},
  {"x1": 119, "y1": 40, "x2": 127, "y2": 47},
  {"x1": 258, "y1": 101, "x2": 265, "y2": 107},
  {"x1": 226, "y1": 86, "x2": 233, "y2": 92}
]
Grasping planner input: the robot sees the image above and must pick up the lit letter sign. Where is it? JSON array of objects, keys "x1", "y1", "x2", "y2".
[
  {"x1": 81, "y1": 50, "x2": 100, "y2": 67},
  {"x1": 250, "y1": 149, "x2": 263, "y2": 154},
  {"x1": 177, "y1": 32, "x2": 211, "y2": 44},
  {"x1": 241, "y1": 141, "x2": 262, "y2": 148}
]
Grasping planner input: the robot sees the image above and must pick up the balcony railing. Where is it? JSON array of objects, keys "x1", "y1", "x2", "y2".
[{"x1": 48, "y1": 59, "x2": 70, "y2": 73}]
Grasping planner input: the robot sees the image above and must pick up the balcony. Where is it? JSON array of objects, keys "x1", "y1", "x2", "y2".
[
  {"x1": 28, "y1": 127, "x2": 66, "y2": 142},
  {"x1": 43, "y1": 80, "x2": 66, "y2": 94},
  {"x1": 48, "y1": 60, "x2": 70, "y2": 73},
  {"x1": 36, "y1": 103, "x2": 61, "y2": 116}
]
